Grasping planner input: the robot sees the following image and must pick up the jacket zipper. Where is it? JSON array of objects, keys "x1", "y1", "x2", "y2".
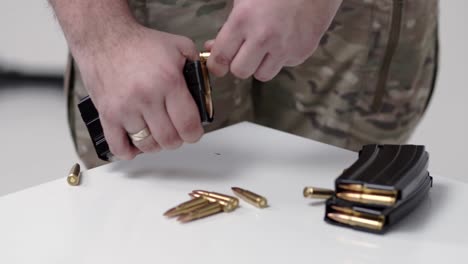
[{"x1": 372, "y1": 0, "x2": 404, "y2": 111}]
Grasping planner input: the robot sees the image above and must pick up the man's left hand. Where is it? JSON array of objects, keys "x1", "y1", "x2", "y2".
[{"x1": 206, "y1": 0, "x2": 342, "y2": 82}]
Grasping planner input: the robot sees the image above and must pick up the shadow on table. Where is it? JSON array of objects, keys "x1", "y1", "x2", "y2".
[
  {"x1": 108, "y1": 130, "x2": 356, "y2": 183},
  {"x1": 391, "y1": 180, "x2": 449, "y2": 233},
  {"x1": 109, "y1": 144, "x2": 253, "y2": 182},
  {"x1": 308, "y1": 200, "x2": 327, "y2": 207}
]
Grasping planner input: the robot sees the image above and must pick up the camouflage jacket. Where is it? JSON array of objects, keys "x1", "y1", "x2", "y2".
[{"x1": 66, "y1": 0, "x2": 439, "y2": 168}]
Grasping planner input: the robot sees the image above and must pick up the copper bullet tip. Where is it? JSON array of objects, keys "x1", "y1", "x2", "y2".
[
  {"x1": 163, "y1": 208, "x2": 176, "y2": 217},
  {"x1": 163, "y1": 197, "x2": 210, "y2": 218},
  {"x1": 177, "y1": 215, "x2": 191, "y2": 223},
  {"x1": 176, "y1": 202, "x2": 223, "y2": 223}
]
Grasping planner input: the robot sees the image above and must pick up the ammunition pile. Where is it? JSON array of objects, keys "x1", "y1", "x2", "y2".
[
  {"x1": 304, "y1": 144, "x2": 433, "y2": 234},
  {"x1": 165, "y1": 188, "x2": 268, "y2": 223},
  {"x1": 165, "y1": 190, "x2": 239, "y2": 223}
]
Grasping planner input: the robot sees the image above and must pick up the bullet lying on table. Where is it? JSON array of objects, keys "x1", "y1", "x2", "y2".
[
  {"x1": 232, "y1": 187, "x2": 268, "y2": 208},
  {"x1": 164, "y1": 197, "x2": 210, "y2": 217},
  {"x1": 192, "y1": 190, "x2": 240, "y2": 209},
  {"x1": 189, "y1": 192, "x2": 237, "y2": 212},
  {"x1": 164, "y1": 190, "x2": 239, "y2": 223},
  {"x1": 67, "y1": 163, "x2": 81, "y2": 186},
  {"x1": 178, "y1": 202, "x2": 224, "y2": 223}
]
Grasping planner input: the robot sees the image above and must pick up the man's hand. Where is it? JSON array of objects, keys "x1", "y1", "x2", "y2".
[
  {"x1": 50, "y1": 0, "x2": 203, "y2": 160},
  {"x1": 206, "y1": 0, "x2": 342, "y2": 81},
  {"x1": 79, "y1": 28, "x2": 203, "y2": 160}
]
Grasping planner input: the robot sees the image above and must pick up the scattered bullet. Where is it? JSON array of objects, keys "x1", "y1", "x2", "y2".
[
  {"x1": 178, "y1": 202, "x2": 223, "y2": 223},
  {"x1": 190, "y1": 192, "x2": 237, "y2": 212},
  {"x1": 164, "y1": 197, "x2": 210, "y2": 217},
  {"x1": 231, "y1": 187, "x2": 268, "y2": 208},
  {"x1": 67, "y1": 163, "x2": 81, "y2": 186},
  {"x1": 192, "y1": 190, "x2": 239, "y2": 208}
]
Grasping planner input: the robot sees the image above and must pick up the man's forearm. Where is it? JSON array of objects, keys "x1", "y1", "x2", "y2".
[{"x1": 49, "y1": 0, "x2": 139, "y2": 57}]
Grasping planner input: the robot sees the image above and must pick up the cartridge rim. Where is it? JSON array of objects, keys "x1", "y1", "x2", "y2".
[
  {"x1": 67, "y1": 163, "x2": 81, "y2": 186},
  {"x1": 67, "y1": 176, "x2": 79, "y2": 185}
]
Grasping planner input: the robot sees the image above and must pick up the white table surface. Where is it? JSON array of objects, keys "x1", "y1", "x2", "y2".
[{"x1": 0, "y1": 122, "x2": 465, "y2": 263}]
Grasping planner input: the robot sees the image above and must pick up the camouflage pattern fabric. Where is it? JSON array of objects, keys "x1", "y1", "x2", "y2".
[{"x1": 65, "y1": 0, "x2": 439, "y2": 168}]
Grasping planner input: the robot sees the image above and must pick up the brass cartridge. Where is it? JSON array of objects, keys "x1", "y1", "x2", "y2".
[
  {"x1": 327, "y1": 213, "x2": 384, "y2": 231},
  {"x1": 199, "y1": 52, "x2": 211, "y2": 61},
  {"x1": 231, "y1": 187, "x2": 268, "y2": 208},
  {"x1": 331, "y1": 205, "x2": 360, "y2": 216},
  {"x1": 67, "y1": 163, "x2": 81, "y2": 186},
  {"x1": 164, "y1": 197, "x2": 210, "y2": 217},
  {"x1": 330, "y1": 206, "x2": 385, "y2": 222},
  {"x1": 338, "y1": 184, "x2": 397, "y2": 197},
  {"x1": 303, "y1": 187, "x2": 335, "y2": 199},
  {"x1": 178, "y1": 202, "x2": 223, "y2": 223},
  {"x1": 192, "y1": 190, "x2": 239, "y2": 208},
  {"x1": 190, "y1": 193, "x2": 237, "y2": 212},
  {"x1": 337, "y1": 192, "x2": 396, "y2": 206},
  {"x1": 198, "y1": 52, "x2": 213, "y2": 119}
]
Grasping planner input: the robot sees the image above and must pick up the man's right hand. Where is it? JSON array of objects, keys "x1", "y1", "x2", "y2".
[
  {"x1": 74, "y1": 26, "x2": 204, "y2": 160},
  {"x1": 50, "y1": 0, "x2": 204, "y2": 160}
]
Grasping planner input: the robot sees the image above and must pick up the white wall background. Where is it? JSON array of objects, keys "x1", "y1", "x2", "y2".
[
  {"x1": 409, "y1": 0, "x2": 468, "y2": 183},
  {"x1": 0, "y1": 0, "x2": 467, "y2": 196},
  {"x1": 0, "y1": 1, "x2": 66, "y2": 72},
  {"x1": 0, "y1": 1, "x2": 71, "y2": 196}
]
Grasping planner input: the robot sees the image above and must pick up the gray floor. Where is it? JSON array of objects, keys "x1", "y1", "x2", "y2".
[{"x1": 1, "y1": 1, "x2": 467, "y2": 196}]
